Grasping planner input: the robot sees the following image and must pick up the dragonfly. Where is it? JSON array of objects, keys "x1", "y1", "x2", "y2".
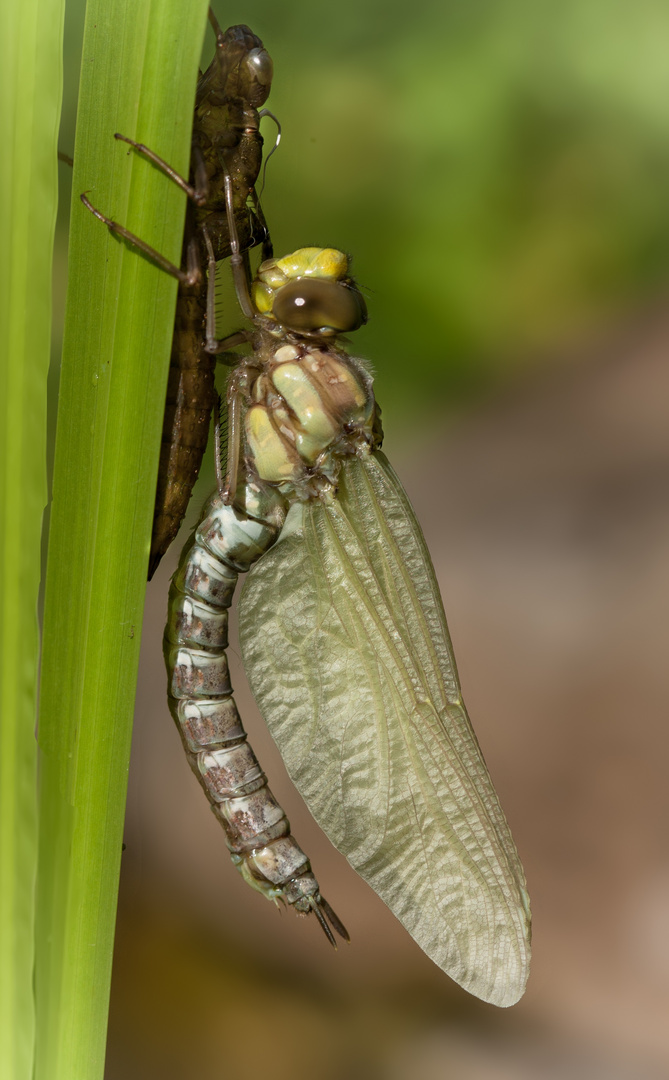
[
  {"x1": 82, "y1": 12, "x2": 277, "y2": 578},
  {"x1": 165, "y1": 195, "x2": 532, "y2": 1006}
]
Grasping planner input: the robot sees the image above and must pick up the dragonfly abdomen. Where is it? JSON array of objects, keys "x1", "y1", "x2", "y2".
[{"x1": 164, "y1": 485, "x2": 347, "y2": 936}]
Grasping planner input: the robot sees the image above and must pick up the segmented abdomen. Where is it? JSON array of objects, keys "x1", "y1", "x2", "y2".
[{"x1": 163, "y1": 485, "x2": 329, "y2": 912}]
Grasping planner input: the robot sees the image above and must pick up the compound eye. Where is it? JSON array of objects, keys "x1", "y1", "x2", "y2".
[
  {"x1": 272, "y1": 279, "x2": 367, "y2": 334},
  {"x1": 244, "y1": 48, "x2": 273, "y2": 100}
]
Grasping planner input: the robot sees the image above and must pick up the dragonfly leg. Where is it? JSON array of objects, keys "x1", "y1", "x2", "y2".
[
  {"x1": 212, "y1": 360, "x2": 258, "y2": 504},
  {"x1": 201, "y1": 226, "x2": 253, "y2": 355},
  {"x1": 211, "y1": 331, "x2": 251, "y2": 353},
  {"x1": 202, "y1": 224, "x2": 251, "y2": 503},
  {"x1": 213, "y1": 393, "x2": 225, "y2": 493},
  {"x1": 250, "y1": 188, "x2": 273, "y2": 261},
  {"x1": 114, "y1": 133, "x2": 208, "y2": 206},
  {"x1": 212, "y1": 383, "x2": 251, "y2": 506},
  {"x1": 221, "y1": 380, "x2": 243, "y2": 502},
  {"x1": 207, "y1": 309, "x2": 249, "y2": 505},
  {"x1": 224, "y1": 170, "x2": 256, "y2": 320},
  {"x1": 212, "y1": 386, "x2": 250, "y2": 501},
  {"x1": 203, "y1": 226, "x2": 224, "y2": 354},
  {"x1": 190, "y1": 143, "x2": 209, "y2": 205},
  {"x1": 80, "y1": 194, "x2": 201, "y2": 286}
]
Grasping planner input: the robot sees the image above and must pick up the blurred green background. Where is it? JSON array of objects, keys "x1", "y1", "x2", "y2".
[{"x1": 55, "y1": 2, "x2": 669, "y2": 1078}]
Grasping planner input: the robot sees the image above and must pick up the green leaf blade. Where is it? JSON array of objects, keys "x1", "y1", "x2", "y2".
[
  {"x1": 0, "y1": 1, "x2": 64, "y2": 1078},
  {"x1": 35, "y1": 2, "x2": 209, "y2": 1077}
]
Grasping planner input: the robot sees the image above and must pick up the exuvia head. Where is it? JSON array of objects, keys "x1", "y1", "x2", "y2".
[
  {"x1": 252, "y1": 248, "x2": 368, "y2": 337},
  {"x1": 200, "y1": 22, "x2": 273, "y2": 110}
]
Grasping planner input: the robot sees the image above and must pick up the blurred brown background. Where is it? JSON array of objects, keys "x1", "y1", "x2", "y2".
[{"x1": 54, "y1": 0, "x2": 669, "y2": 1076}]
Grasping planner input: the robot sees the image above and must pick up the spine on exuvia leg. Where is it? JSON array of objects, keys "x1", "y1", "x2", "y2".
[{"x1": 164, "y1": 479, "x2": 348, "y2": 945}]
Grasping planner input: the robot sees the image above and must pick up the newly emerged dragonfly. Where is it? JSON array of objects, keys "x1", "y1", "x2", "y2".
[
  {"x1": 165, "y1": 219, "x2": 532, "y2": 1002},
  {"x1": 83, "y1": 12, "x2": 276, "y2": 578}
]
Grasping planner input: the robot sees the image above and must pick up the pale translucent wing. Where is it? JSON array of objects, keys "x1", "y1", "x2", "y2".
[{"x1": 239, "y1": 450, "x2": 531, "y2": 1005}]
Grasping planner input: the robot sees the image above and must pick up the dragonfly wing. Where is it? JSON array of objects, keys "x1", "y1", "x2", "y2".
[{"x1": 238, "y1": 449, "x2": 531, "y2": 1006}]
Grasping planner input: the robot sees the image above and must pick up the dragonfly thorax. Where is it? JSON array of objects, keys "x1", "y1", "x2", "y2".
[{"x1": 244, "y1": 339, "x2": 376, "y2": 498}]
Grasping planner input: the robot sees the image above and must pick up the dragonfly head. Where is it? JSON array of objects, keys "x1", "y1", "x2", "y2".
[
  {"x1": 198, "y1": 24, "x2": 273, "y2": 111},
  {"x1": 252, "y1": 247, "x2": 368, "y2": 338}
]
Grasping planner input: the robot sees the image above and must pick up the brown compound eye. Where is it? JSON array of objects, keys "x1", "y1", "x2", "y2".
[
  {"x1": 244, "y1": 48, "x2": 273, "y2": 93},
  {"x1": 272, "y1": 279, "x2": 367, "y2": 335}
]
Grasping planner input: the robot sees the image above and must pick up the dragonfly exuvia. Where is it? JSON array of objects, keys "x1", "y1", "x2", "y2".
[{"x1": 83, "y1": 13, "x2": 276, "y2": 579}]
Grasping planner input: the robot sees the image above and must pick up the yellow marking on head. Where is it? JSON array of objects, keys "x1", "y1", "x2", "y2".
[
  {"x1": 253, "y1": 248, "x2": 351, "y2": 321},
  {"x1": 276, "y1": 248, "x2": 348, "y2": 282},
  {"x1": 251, "y1": 280, "x2": 275, "y2": 315}
]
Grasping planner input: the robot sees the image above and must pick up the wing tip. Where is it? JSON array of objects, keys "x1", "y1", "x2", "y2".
[{"x1": 456, "y1": 937, "x2": 532, "y2": 1008}]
